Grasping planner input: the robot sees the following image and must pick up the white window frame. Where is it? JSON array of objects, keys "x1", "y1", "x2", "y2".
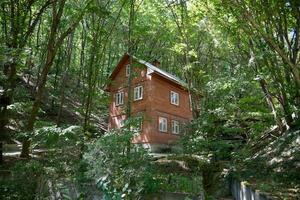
[
  {"x1": 159, "y1": 117, "x2": 167, "y2": 132},
  {"x1": 125, "y1": 64, "x2": 130, "y2": 77},
  {"x1": 134, "y1": 85, "x2": 143, "y2": 101},
  {"x1": 115, "y1": 91, "x2": 124, "y2": 106},
  {"x1": 170, "y1": 91, "x2": 179, "y2": 105},
  {"x1": 172, "y1": 120, "x2": 180, "y2": 134}
]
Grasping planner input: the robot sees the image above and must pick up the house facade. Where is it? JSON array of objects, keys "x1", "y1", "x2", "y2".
[{"x1": 107, "y1": 53, "x2": 193, "y2": 152}]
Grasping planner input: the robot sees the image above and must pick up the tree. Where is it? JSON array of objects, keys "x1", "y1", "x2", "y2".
[
  {"x1": 0, "y1": 0, "x2": 53, "y2": 164},
  {"x1": 214, "y1": 0, "x2": 300, "y2": 127},
  {"x1": 20, "y1": 0, "x2": 93, "y2": 158}
]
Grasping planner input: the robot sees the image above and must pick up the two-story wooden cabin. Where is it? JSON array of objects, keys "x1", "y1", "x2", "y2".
[{"x1": 107, "y1": 53, "x2": 193, "y2": 152}]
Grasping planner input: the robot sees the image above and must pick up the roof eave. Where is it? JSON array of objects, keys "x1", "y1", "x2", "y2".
[
  {"x1": 149, "y1": 71, "x2": 188, "y2": 89},
  {"x1": 107, "y1": 53, "x2": 189, "y2": 90}
]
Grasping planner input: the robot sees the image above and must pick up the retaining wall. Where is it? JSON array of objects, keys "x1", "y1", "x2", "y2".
[{"x1": 230, "y1": 179, "x2": 273, "y2": 200}]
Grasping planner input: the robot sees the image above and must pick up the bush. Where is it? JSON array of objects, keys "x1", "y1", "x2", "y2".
[
  {"x1": 0, "y1": 160, "x2": 45, "y2": 200},
  {"x1": 84, "y1": 118, "x2": 155, "y2": 200}
]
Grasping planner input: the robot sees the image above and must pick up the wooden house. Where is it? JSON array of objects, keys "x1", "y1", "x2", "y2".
[{"x1": 106, "y1": 53, "x2": 193, "y2": 152}]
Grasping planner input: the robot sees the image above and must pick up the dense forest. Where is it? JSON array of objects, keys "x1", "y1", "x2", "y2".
[{"x1": 0, "y1": 0, "x2": 299, "y2": 199}]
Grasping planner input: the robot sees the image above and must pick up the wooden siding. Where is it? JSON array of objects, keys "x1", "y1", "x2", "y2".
[{"x1": 108, "y1": 55, "x2": 193, "y2": 145}]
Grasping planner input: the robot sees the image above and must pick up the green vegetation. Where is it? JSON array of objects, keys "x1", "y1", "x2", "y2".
[
  {"x1": 0, "y1": 160, "x2": 45, "y2": 200},
  {"x1": 0, "y1": 0, "x2": 299, "y2": 199},
  {"x1": 85, "y1": 120, "x2": 153, "y2": 199},
  {"x1": 231, "y1": 128, "x2": 300, "y2": 199}
]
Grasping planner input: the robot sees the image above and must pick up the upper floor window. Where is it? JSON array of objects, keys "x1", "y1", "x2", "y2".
[
  {"x1": 126, "y1": 64, "x2": 130, "y2": 77},
  {"x1": 134, "y1": 85, "x2": 143, "y2": 101},
  {"x1": 171, "y1": 120, "x2": 180, "y2": 134},
  {"x1": 115, "y1": 91, "x2": 124, "y2": 106},
  {"x1": 159, "y1": 117, "x2": 167, "y2": 132},
  {"x1": 170, "y1": 91, "x2": 179, "y2": 105}
]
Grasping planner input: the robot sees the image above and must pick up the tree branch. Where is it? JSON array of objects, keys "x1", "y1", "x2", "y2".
[
  {"x1": 56, "y1": 0, "x2": 93, "y2": 48},
  {"x1": 23, "y1": 0, "x2": 54, "y2": 44}
]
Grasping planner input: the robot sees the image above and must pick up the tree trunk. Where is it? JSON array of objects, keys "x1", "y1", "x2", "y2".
[
  {"x1": 82, "y1": 16, "x2": 105, "y2": 131},
  {"x1": 20, "y1": 0, "x2": 66, "y2": 158},
  {"x1": 20, "y1": 48, "x2": 57, "y2": 157},
  {"x1": 77, "y1": 22, "x2": 86, "y2": 87},
  {"x1": 20, "y1": 140, "x2": 31, "y2": 158},
  {"x1": 0, "y1": 0, "x2": 53, "y2": 160},
  {"x1": 83, "y1": 29, "x2": 98, "y2": 131},
  {"x1": 0, "y1": 61, "x2": 17, "y2": 162},
  {"x1": 257, "y1": 78, "x2": 281, "y2": 127},
  {"x1": 0, "y1": 142, "x2": 3, "y2": 165},
  {"x1": 57, "y1": 33, "x2": 74, "y2": 126},
  {"x1": 20, "y1": 0, "x2": 88, "y2": 157},
  {"x1": 51, "y1": 51, "x2": 62, "y2": 110}
]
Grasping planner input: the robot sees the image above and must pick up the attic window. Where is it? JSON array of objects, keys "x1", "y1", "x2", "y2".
[
  {"x1": 170, "y1": 91, "x2": 179, "y2": 105},
  {"x1": 126, "y1": 64, "x2": 130, "y2": 77}
]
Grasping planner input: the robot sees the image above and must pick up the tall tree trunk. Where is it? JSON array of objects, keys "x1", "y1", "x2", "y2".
[
  {"x1": 20, "y1": 0, "x2": 90, "y2": 157},
  {"x1": 20, "y1": 42, "x2": 58, "y2": 157},
  {"x1": 0, "y1": 61, "x2": 17, "y2": 164},
  {"x1": 266, "y1": 56, "x2": 293, "y2": 126},
  {"x1": 0, "y1": 0, "x2": 18, "y2": 162},
  {"x1": 77, "y1": 22, "x2": 86, "y2": 87},
  {"x1": 124, "y1": 0, "x2": 136, "y2": 155},
  {"x1": 21, "y1": 0, "x2": 67, "y2": 158},
  {"x1": 83, "y1": 20, "x2": 99, "y2": 131},
  {"x1": 57, "y1": 33, "x2": 74, "y2": 126},
  {"x1": 0, "y1": 142, "x2": 3, "y2": 165},
  {"x1": 51, "y1": 49, "x2": 63, "y2": 110},
  {"x1": 0, "y1": 0, "x2": 53, "y2": 161},
  {"x1": 126, "y1": 0, "x2": 135, "y2": 119},
  {"x1": 256, "y1": 77, "x2": 281, "y2": 127}
]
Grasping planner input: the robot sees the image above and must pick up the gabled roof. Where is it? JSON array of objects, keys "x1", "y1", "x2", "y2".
[
  {"x1": 109, "y1": 53, "x2": 187, "y2": 89},
  {"x1": 134, "y1": 56, "x2": 187, "y2": 88}
]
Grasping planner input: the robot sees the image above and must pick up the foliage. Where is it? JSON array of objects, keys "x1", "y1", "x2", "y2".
[
  {"x1": 181, "y1": 115, "x2": 238, "y2": 161},
  {"x1": 0, "y1": 160, "x2": 46, "y2": 200},
  {"x1": 32, "y1": 125, "x2": 82, "y2": 148},
  {"x1": 153, "y1": 171, "x2": 202, "y2": 195},
  {"x1": 84, "y1": 118, "x2": 154, "y2": 200},
  {"x1": 234, "y1": 128, "x2": 300, "y2": 182},
  {"x1": 0, "y1": 0, "x2": 299, "y2": 199},
  {"x1": 31, "y1": 125, "x2": 84, "y2": 178},
  {"x1": 0, "y1": 125, "x2": 87, "y2": 199},
  {"x1": 231, "y1": 128, "x2": 300, "y2": 198}
]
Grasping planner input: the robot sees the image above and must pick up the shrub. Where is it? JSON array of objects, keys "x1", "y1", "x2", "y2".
[
  {"x1": 84, "y1": 118, "x2": 155, "y2": 199},
  {"x1": 0, "y1": 160, "x2": 45, "y2": 200}
]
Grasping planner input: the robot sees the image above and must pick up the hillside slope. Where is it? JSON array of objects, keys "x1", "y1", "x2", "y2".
[{"x1": 233, "y1": 127, "x2": 300, "y2": 199}]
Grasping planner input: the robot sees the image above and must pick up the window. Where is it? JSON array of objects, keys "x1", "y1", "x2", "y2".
[
  {"x1": 172, "y1": 120, "x2": 180, "y2": 134},
  {"x1": 134, "y1": 85, "x2": 143, "y2": 101},
  {"x1": 159, "y1": 117, "x2": 167, "y2": 132},
  {"x1": 170, "y1": 91, "x2": 179, "y2": 105},
  {"x1": 115, "y1": 91, "x2": 124, "y2": 106},
  {"x1": 126, "y1": 64, "x2": 130, "y2": 77}
]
